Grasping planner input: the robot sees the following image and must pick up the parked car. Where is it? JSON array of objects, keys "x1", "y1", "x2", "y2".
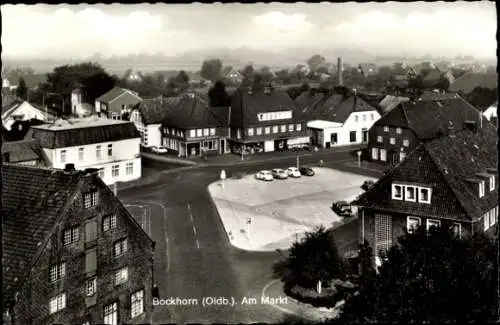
[
  {"x1": 272, "y1": 168, "x2": 289, "y2": 179},
  {"x1": 286, "y1": 167, "x2": 302, "y2": 178},
  {"x1": 332, "y1": 201, "x2": 353, "y2": 217},
  {"x1": 299, "y1": 166, "x2": 315, "y2": 176},
  {"x1": 361, "y1": 180, "x2": 375, "y2": 191},
  {"x1": 255, "y1": 170, "x2": 274, "y2": 181},
  {"x1": 152, "y1": 146, "x2": 168, "y2": 154}
]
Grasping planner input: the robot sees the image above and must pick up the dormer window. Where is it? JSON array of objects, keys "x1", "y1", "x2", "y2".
[
  {"x1": 479, "y1": 181, "x2": 485, "y2": 198},
  {"x1": 418, "y1": 187, "x2": 432, "y2": 204},
  {"x1": 405, "y1": 186, "x2": 416, "y2": 202},
  {"x1": 392, "y1": 184, "x2": 403, "y2": 200},
  {"x1": 489, "y1": 175, "x2": 495, "y2": 191}
]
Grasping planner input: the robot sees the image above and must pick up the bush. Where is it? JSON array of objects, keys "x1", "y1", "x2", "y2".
[{"x1": 285, "y1": 280, "x2": 358, "y2": 308}]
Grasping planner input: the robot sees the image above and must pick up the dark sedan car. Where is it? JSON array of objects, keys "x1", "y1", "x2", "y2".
[
  {"x1": 332, "y1": 201, "x2": 353, "y2": 217},
  {"x1": 299, "y1": 166, "x2": 315, "y2": 176}
]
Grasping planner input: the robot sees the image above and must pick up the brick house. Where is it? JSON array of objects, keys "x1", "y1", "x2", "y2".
[
  {"x1": 353, "y1": 124, "x2": 498, "y2": 265},
  {"x1": 2, "y1": 164, "x2": 155, "y2": 325},
  {"x1": 161, "y1": 91, "x2": 230, "y2": 157},
  {"x1": 95, "y1": 87, "x2": 142, "y2": 120},
  {"x1": 229, "y1": 86, "x2": 310, "y2": 153},
  {"x1": 368, "y1": 96, "x2": 485, "y2": 167}
]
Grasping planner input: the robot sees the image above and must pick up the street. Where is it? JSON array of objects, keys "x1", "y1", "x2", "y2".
[{"x1": 118, "y1": 150, "x2": 378, "y2": 323}]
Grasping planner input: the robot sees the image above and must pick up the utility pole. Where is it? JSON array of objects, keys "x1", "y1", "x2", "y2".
[{"x1": 296, "y1": 154, "x2": 300, "y2": 169}]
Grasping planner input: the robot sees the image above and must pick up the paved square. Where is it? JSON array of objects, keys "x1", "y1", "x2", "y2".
[{"x1": 208, "y1": 167, "x2": 377, "y2": 251}]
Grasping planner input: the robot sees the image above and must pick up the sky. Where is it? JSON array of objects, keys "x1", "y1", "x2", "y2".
[{"x1": 1, "y1": 2, "x2": 497, "y2": 59}]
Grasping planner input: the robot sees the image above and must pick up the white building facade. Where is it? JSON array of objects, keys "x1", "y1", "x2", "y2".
[
  {"x1": 25, "y1": 119, "x2": 141, "y2": 185},
  {"x1": 483, "y1": 102, "x2": 497, "y2": 121},
  {"x1": 129, "y1": 110, "x2": 162, "y2": 148}
]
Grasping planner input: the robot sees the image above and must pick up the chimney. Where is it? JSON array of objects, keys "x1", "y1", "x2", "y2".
[
  {"x1": 464, "y1": 120, "x2": 478, "y2": 133},
  {"x1": 64, "y1": 163, "x2": 76, "y2": 172},
  {"x1": 337, "y1": 57, "x2": 343, "y2": 86}
]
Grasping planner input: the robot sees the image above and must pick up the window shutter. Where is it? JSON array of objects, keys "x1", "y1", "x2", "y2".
[{"x1": 85, "y1": 249, "x2": 97, "y2": 274}]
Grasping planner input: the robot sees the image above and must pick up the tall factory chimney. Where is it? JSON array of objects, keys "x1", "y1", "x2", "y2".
[{"x1": 337, "y1": 57, "x2": 343, "y2": 86}]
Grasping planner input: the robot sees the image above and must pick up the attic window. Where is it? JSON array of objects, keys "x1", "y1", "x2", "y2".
[
  {"x1": 418, "y1": 187, "x2": 432, "y2": 204},
  {"x1": 392, "y1": 184, "x2": 403, "y2": 200},
  {"x1": 405, "y1": 186, "x2": 416, "y2": 202}
]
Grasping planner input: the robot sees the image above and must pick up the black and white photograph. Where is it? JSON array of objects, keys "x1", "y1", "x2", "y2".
[{"x1": 1, "y1": 2, "x2": 498, "y2": 324}]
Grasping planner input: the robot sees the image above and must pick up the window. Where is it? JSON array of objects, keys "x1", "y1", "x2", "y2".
[
  {"x1": 203, "y1": 128, "x2": 209, "y2": 136},
  {"x1": 331, "y1": 133, "x2": 338, "y2": 144},
  {"x1": 490, "y1": 176, "x2": 495, "y2": 191},
  {"x1": 49, "y1": 293, "x2": 66, "y2": 314},
  {"x1": 189, "y1": 130, "x2": 196, "y2": 138},
  {"x1": 113, "y1": 239, "x2": 127, "y2": 257},
  {"x1": 85, "y1": 220, "x2": 97, "y2": 243},
  {"x1": 296, "y1": 124, "x2": 302, "y2": 131},
  {"x1": 389, "y1": 137, "x2": 395, "y2": 145},
  {"x1": 426, "y1": 219, "x2": 441, "y2": 231},
  {"x1": 406, "y1": 216, "x2": 421, "y2": 234},
  {"x1": 247, "y1": 128, "x2": 254, "y2": 136},
  {"x1": 126, "y1": 162, "x2": 133, "y2": 176},
  {"x1": 96, "y1": 145, "x2": 101, "y2": 160},
  {"x1": 114, "y1": 267, "x2": 128, "y2": 286},
  {"x1": 60, "y1": 150, "x2": 67, "y2": 163},
  {"x1": 418, "y1": 187, "x2": 432, "y2": 204},
  {"x1": 84, "y1": 191, "x2": 98, "y2": 208},
  {"x1": 103, "y1": 214, "x2": 117, "y2": 232},
  {"x1": 362, "y1": 114, "x2": 366, "y2": 121},
  {"x1": 371, "y1": 147, "x2": 379, "y2": 160},
  {"x1": 256, "y1": 127, "x2": 262, "y2": 135},
  {"x1": 280, "y1": 124, "x2": 286, "y2": 133},
  {"x1": 131, "y1": 290, "x2": 144, "y2": 318},
  {"x1": 265, "y1": 127, "x2": 270, "y2": 134},
  {"x1": 107, "y1": 144, "x2": 113, "y2": 157},
  {"x1": 396, "y1": 127, "x2": 402, "y2": 134},
  {"x1": 349, "y1": 131, "x2": 356, "y2": 143},
  {"x1": 484, "y1": 212, "x2": 489, "y2": 231},
  {"x1": 405, "y1": 186, "x2": 416, "y2": 202},
  {"x1": 377, "y1": 136, "x2": 383, "y2": 143},
  {"x1": 196, "y1": 129, "x2": 202, "y2": 137},
  {"x1": 165, "y1": 128, "x2": 169, "y2": 135},
  {"x1": 86, "y1": 278, "x2": 97, "y2": 296},
  {"x1": 371, "y1": 113, "x2": 374, "y2": 120},
  {"x1": 272, "y1": 126, "x2": 278, "y2": 134},
  {"x1": 78, "y1": 148, "x2": 84, "y2": 161},
  {"x1": 392, "y1": 184, "x2": 403, "y2": 200},
  {"x1": 403, "y1": 139, "x2": 409, "y2": 147},
  {"x1": 383, "y1": 126, "x2": 389, "y2": 132},
  {"x1": 479, "y1": 181, "x2": 485, "y2": 197},
  {"x1": 450, "y1": 223, "x2": 461, "y2": 238},
  {"x1": 354, "y1": 115, "x2": 359, "y2": 122},
  {"x1": 380, "y1": 149, "x2": 387, "y2": 161},
  {"x1": 288, "y1": 124, "x2": 294, "y2": 132},
  {"x1": 104, "y1": 302, "x2": 118, "y2": 325},
  {"x1": 85, "y1": 249, "x2": 97, "y2": 274},
  {"x1": 50, "y1": 262, "x2": 66, "y2": 282},
  {"x1": 63, "y1": 227, "x2": 79, "y2": 246},
  {"x1": 112, "y1": 165, "x2": 120, "y2": 178},
  {"x1": 209, "y1": 128, "x2": 215, "y2": 136}
]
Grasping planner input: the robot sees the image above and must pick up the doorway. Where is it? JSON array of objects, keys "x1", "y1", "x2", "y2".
[
  {"x1": 220, "y1": 139, "x2": 226, "y2": 154},
  {"x1": 362, "y1": 129, "x2": 368, "y2": 143}
]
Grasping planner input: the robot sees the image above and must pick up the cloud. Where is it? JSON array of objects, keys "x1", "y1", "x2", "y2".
[
  {"x1": 252, "y1": 11, "x2": 314, "y2": 33},
  {"x1": 326, "y1": 9, "x2": 496, "y2": 57}
]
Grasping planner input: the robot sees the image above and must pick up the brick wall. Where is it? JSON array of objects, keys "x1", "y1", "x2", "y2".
[{"x1": 13, "y1": 173, "x2": 154, "y2": 324}]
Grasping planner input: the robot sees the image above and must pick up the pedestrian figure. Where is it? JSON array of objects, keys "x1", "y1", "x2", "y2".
[{"x1": 152, "y1": 284, "x2": 160, "y2": 299}]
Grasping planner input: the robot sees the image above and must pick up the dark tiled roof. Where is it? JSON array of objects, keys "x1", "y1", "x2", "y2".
[
  {"x1": 1, "y1": 139, "x2": 45, "y2": 163},
  {"x1": 163, "y1": 93, "x2": 228, "y2": 129},
  {"x1": 2, "y1": 165, "x2": 83, "y2": 304},
  {"x1": 354, "y1": 125, "x2": 497, "y2": 221},
  {"x1": 25, "y1": 121, "x2": 141, "y2": 148},
  {"x1": 294, "y1": 91, "x2": 325, "y2": 112},
  {"x1": 374, "y1": 97, "x2": 483, "y2": 140},
  {"x1": 136, "y1": 96, "x2": 179, "y2": 124},
  {"x1": 230, "y1": 88, "x2": 299, "y2": 127},
  {"x1": 96, "y1": 87, "x2": 141, "y2": 103},
  {"x1": 449, "y1": 72, "x2": 498, "y2": 94}
]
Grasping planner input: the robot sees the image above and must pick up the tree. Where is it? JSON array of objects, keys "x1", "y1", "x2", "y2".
[
  {"x1": 200, "y1": 59, "x2": 223, "y2": 82},
  {"x1": 337, "y1": 226, "x2": 497, "y2": 324},
  {"x1": 174, "y1": 70, "x2": 190, "y2": 90},
  {"x1": 463, "y1": 86, "x2": 497, "y2": 111},
  {"x1": 307, "y1": 54, "x2": 327, "y2": 72},
  {"x1": 16, "y1": 77, "x2": 28, "y2": 100},
  {"x1": 277, "y1": 226, "x2": 345, "y2": 292},
  {"x1": 208, "y1": 81, "x2": 230, "y2": 107},
  {"x1": 241, "y1": 64, "x2": 255, "y2": 78},
  {"x1": 258, "y1": 66, "x2": 274, "y2": 83}
]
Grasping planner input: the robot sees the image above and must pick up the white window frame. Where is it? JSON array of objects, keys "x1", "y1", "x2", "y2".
[
  {"x1": 405, "y1": 186, "x2": 417, "y2": 202},
  {"x1": 371, "y1": 147, "x2": 379, "y2": 160},
  {"x1": 450, "y1": 223, "x2": 462, "y2": 238},
  {"x1": 103, "y1": 302, "x2": 118, "y2": 325},
  {"x1": 189, "y1": 130, "x2": 196, "y2": 138},
  {"x1": 400, "y1": 152, "x2": 406, "y2": 161},
  {"x1": 265, "y1": 126, "x2": 271, "y2": 134},
  {"x1": 50, "y1": 262, "x2": 66, "y2": 282},
  {"x1": 280, "y1": 124, "x2": 286, "y2": 133},
  {"x1": 63, "y1": 227, "x2": 79, "y2": 246},
  {"x1": 103, "y1": 214, "x2": 117, "y2": 232},
  {"x1": 392, "y1": 184, "x2": 403, "y2": 200},
  {"x1": 84, "y1": 191, "x2": 98, "y2": 208},
  {"x1": 107, "y1": 144, "x2": 113, "y2": 157},
  {"x1": 426, "y1": 219, "x2": 441, "y2": 231},
  {"x1": 49, "y1": 293, "x2": 66, "y2": 314},
  {"x1": 489, "y1": 209, "x2": 495, "y2": 227},
  {"x1": 256, "y1": 127, "x2": 262, "y2": 135},
  {"x1": 60, "y1": 150, "x2": 67, "y2": 163},
  {"x1": 396, "y1": 127, "x2": 402, "y2": 134},
  {"x1": 126, "y1": 162, "x2": 133, "y2": 176},
  {"x1": 86, "y1": 277, "x2": 97, "y2": 297},
  {"x1": 112, "y1": 165, "x2": 120, "y2": 178},
  {"x1": 288, "y1": 124, "x2": 294, "y2": 132},
  {"x1": 377, "y1": 136, "x2": 382, "y2": 143},
  {"x1": 383, "y1": 126, "x2": 389, "y2": 132},
  {"x1": 479, "y1": 181, "x2": 485, "y2": 198},
  {"x1": 203, "y1": 128, "x2": 209, "y2": 136},
  {"x1": 131, "y1": 289, "x2": 144, "y2": 318},
  {"x1": 272, "y1": 126, "x2": 278, "y2": 134},
  {"x1": 114, "y1": 267, "x2": 129, "y2": 286},
  {"x1": 406, "y1": 216, "x2": 421, "y2": 234},
  {"x1": 78, "y1": 148, "x2": 84, "y2": 161},
  {"x1": 380, "y1": 149, "x2": 387, "y2": 162},
  {"x1": 247, "y1": 128, "x2": 254, "y2": 136},
  {"x1": 113, "y1": 239, "x2": 127, "y2": 257},
  {"x1": 209, "y1": 128, "x2": 216, "y2": 136},
  {"x1": 403, "y1": 139, "x2": 409, "y2": 147},
  {"x1": 484, "y1": 212, "x2": 490, "y2": 231},
  {"x1": 296, "y1": 123, "x2": 302, "y2": 131},
  {"x1": 389, "y1": 137, "x2": 395, "y2": 145},
  {"x1": 196, "y1": 129, "x2": 203, "y2": 137},
  {"x1": 418, "y1": 187, "x2": 432, "y2": 204},
  {"x1": 96, "y1": 145, "x2": 101, "y2": 160},
  {"x1": 489, "y1": 176, "x2": 495, "y2": 191}
]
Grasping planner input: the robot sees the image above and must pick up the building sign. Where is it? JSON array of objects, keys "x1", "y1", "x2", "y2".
[{"x1": 257, "y1": 111, "x2": 292, "y2": 122}]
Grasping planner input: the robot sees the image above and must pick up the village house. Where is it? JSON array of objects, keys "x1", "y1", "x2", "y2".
[
  {"x1": 2, "y1": 164, "x2": 155, "y2": 325},
  {"x1": 353, "y1": 123, "x2": 497, "y2": 265},
  {"x1": 161, "y1": 91, "x2": 230, "y2": 157},
  {"x1": 228, "y1": 86, "x2": 309, "y2": 154},
  {"x1": 2, "y1": 99, "x2": 57, "y2": 131},
  {"x1": 1, "y1": 138, "x2": 47, "y2": 166},
  {"x1": 483, "y1": 101, "x2": 497, "y2": 122},
  {"x1": 297, "y1": 88, "x2": 381, "y2": 148},
  {"x1": 95, "y1": 87, "x2": 142, "y2": 120},
  {"x1": 222, "y1": 67, "x2": 244, "y2": 85},
  {"x1": 368, "y1": 96, "x2": 485, "y2": 166},
  {"x1": 24, "y1": 118, "x2": 141, "y2": 185},
  {"x1": 449, "y1": 72, "x2": 498, "y2": 94}
]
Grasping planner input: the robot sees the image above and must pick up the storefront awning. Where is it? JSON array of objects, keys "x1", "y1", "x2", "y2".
[{"x1": 307, "y1": 120, "x2": 342, "y2": 130}]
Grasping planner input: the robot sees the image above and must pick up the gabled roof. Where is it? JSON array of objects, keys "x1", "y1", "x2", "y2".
[
  {"x1": 294, "y1": 91, "x2": 326, "y2": 113},
  {"x1": 134, "y1": 96, "x2": 179, "y2": 125},
  {"x1": 354, "y1": 125, "x2": 497, "y2": 221},
  {"x1": 449, "y1": 72, "x2": 498, "y2": 94},
  {"x1": 96, "y1": 87, "x2": 142, "y2": 104},
  {"x1": 374, "y1": 96, "x2": 483, "y2": 140},
  {"x1": 2, "y1": 100, "x2": 58, "y2": 118},
  {"x1": 163, "y1": 92, "x2": 228, "y2": 129},
  {"x1": 379, "y1": 95, "x2": 410, "y2": 114},
  {"x1": 2, "y1": 139, "x2": 45, "y2": 164},
  {"x1": 1, "y1": 98, "x2": 24, "y2": 115},
  {"x1": 25, "y1": 119, "x2": 140, "y2": 148}
]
